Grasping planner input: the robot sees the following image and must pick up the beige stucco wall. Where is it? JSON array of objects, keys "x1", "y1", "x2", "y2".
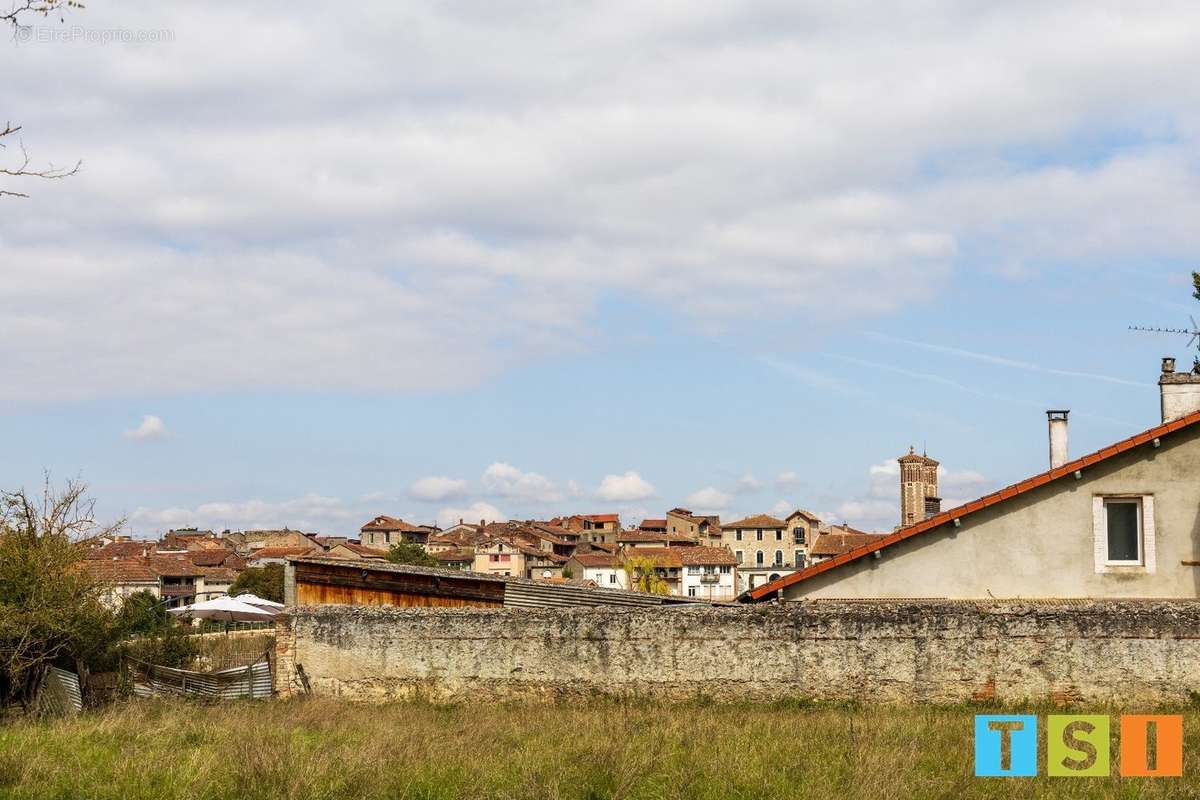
[
  {"x1": 274, "y1": 601, "x2": 1200, "y2": 704},
  {"x1": 787, "y1": 425, "x2": 1200, "y2": 600}
]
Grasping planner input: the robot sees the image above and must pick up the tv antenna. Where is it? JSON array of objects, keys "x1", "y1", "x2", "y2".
[{"x1": 1129, "y1": 316, "x2": 1200, "y2": 350}]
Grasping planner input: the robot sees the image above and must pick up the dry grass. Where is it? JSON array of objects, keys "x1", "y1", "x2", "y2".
[{"x1": 1, "y1": 698, "x2": 1198, "y2": 799}]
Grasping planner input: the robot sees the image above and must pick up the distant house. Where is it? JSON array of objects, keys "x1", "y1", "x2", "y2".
[
  {"x1": 473, "y1": 538, "x2": 525, "y2": 578},
  {"x1": 566, "y1": 552, "x2": 628, "y2": 590},
  {"x1": 431, "y1": 548, "x2": 475, "y2": 571},
  {"x1": 554, "y1": 514, "x2": 621, "y2": 545},
  {"x1": 665, "y1": 508, "x2": 722, "y2": 544},
  {"x1": 676, "y1": 546, "x2": 738, "y2": 601},
  {"x1": 84, "y1": 559, "x2": 160, "y2": 607},
  {"x1": 805, "y1": 526, "x2": 882, "y2": 566},
  {"x1": 638, "y1": 518, "x2": 668, "y2": 532},
  {"x1": 247, "y1": 545, "x2": 322, "y2": 566},
  {"x1": 223, "y1": 528, "x2": 317, "y2": 554},
  {"x1": 161, "y1": 528, "x2": 222, "y2": 551},
  {"x1": 324, "y1": 542, "x2": 390, "y2": 561},
  {"x1": 360, "y1": 516, "x2": 435, "y2": 548},
  {"x1": 745, "y1": 359, "x2": 1200, "y2": 602},
  {"x1": 720, "y1": 514, "x2": 796, "y2": 592},
  {"x1": 622, "y1": 547, "x2": 683, "y2": 595},
  {"x1": 616, "y1": 530, "x2": 699, "y2": 549}
]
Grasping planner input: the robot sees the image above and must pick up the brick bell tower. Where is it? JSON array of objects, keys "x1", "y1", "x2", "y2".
[{"x1": 898, "y1": 446, "x2": 940, "y2": 528}]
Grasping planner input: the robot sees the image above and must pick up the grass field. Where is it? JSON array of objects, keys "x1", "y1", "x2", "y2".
[{"x1": 1, "y1": 698, "x2": 1198, "y2": 799}]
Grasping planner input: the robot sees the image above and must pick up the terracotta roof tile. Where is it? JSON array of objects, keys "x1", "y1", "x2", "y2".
[
  {"x1": 675, "y1": 546, "x2": 738, "y2": 566},
  {"x1": 623, "y1": 547, "x2": 682, "y2": 568},
  {"x1": 571, "y1": 553, "x2": 621, "y2": 568},
  {"x1": 722, "y1": 514, "x2": 786, "y2": 529},
  {"x1": 360, "y1": 515, "x2": 427, "y2": 533}
]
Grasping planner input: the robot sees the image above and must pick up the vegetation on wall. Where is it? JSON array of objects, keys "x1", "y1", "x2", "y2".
[
  {"x1": 229, "y1": 564, "x2": 285, "y2": 603},
  {"x1": 386, "y1": 542, "x2": 439, "y2": 568}
]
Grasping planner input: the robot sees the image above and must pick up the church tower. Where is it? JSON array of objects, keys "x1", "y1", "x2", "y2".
[{"x1": 898, "y1": 446, "x2": 940, "y2": 527}]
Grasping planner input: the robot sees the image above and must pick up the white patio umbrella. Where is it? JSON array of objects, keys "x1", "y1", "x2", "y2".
[
  {"x1": 233, "y1": 593, "x2": 285, "y2": 611},
  {"x1": 168, "y1": 595, "x2": 277, "y2": 622}
]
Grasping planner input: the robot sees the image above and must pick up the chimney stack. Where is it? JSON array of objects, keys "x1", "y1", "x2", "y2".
[
  {"x1": 1047, "y1": 410, "x2": 1069, "y2": 469},
  {"x1": 1159, "y1": 356, "x2": 1200, "y2": 423}
]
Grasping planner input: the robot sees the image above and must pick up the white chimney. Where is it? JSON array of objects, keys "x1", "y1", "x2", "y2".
[
  {"x1": 1047, "y1": 410, "x2": 1069, "y2": 469},
  {"x1": 1159, "y1": 356, "x2": 1200, "y2": 423}
]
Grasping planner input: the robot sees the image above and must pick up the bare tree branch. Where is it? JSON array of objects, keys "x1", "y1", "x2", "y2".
[
  {"x1": 0, "y1": 122, "x2": 80, "y2": 197},
  {"x1": 4, "y1": 1, "x2": 85, "y2": 198}
]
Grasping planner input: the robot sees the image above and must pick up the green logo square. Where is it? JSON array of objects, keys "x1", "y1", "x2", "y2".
[{"x1": 1047, "y1": 715, "x2": 1110, "y2": 777}]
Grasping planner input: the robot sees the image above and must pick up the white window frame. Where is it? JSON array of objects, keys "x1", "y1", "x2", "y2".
[{"x1": 1092, "y1": 494, "x2": 1155, "y2": 574}]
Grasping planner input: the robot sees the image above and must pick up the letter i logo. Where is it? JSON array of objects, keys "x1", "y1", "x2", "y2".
[
  {"x1": 975, "y1": 715, "x2": 1037, "y2": 777},
  {"x1": 1121, "y1": 715, "x2": 1183, "y2": 777}
]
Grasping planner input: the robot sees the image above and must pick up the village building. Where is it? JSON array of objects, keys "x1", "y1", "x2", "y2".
[
  {"x1": 638, "y1": 518, "x2": 667, "y2": 532},
  {"x1": 622, "y1": 547, "x2": 683, "y2": 595},
  {"x1": 744, "y1": 358, "x2": 1200, "y2": 602},
  {"x1": 324, "y1": 542, "x2": 389, "y2": 561},
  {"x1": 360, "y1": 516, "x2": 436, "y2": 548},
  {"x1": 665, "y1": 508, "x2": 722, "y2": 544},
  {"x1": 566, "y1": 552, "x2": 628, "y2": 590},
  {"x1": 676, "y1": 546, "x2": 738, "y2": 601},
  {"x1": 806, "y1": 525, "x2": 883, "y2": 565},
  {"x1": 246, "y1": 545, "x2": 323, "y2": 566},
  {"x1": 616, "y1": 530, "x2": 700, "y2": 549},
  {"x1": 431, "y1": 548, "x2": 475, "y2": 571},
  {"x1": 223, "y1": 528, "x2": 317, "y2": 554},
  {"x1": 720, "y1": 514, "x2": 802, "y2": 592}
]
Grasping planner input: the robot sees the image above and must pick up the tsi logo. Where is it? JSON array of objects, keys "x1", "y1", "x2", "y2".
[{"x1": 974, "y1": 714, "x2": 1183, "y2": 778}]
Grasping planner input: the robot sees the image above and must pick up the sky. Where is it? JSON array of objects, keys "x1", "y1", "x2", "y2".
[{"x1": 3, "y1": 1, "x2": 1200, "y2": 536}]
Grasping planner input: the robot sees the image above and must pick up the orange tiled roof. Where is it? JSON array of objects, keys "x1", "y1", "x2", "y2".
[
  {"x1": 747, "y1": 409, "x2": 1200, "y2": 601},
  {"x1": 360, "y1": 515, "x2": 427, "y2": 533},
  {"x1": 83, "y1": 559, "x2": 159, "y2": 583},
  {"x1": 807, "y1": 531, "x2": 886, "y2": 558},
  {"x1": 623, "y1": 547, "x2": 682, "y2": 569},
  {"x1": 676, "y1": 546, "x2": 738, "y2": 566},
  {"x1": 571, "y1": 552, "x2": 621, "y2": 568},
  {"x1": 250, "y1": 546, "x2": 319, "y2": 559},
  {"x1": 722, "y1": 514, "x2": 786, "y2": 529}
]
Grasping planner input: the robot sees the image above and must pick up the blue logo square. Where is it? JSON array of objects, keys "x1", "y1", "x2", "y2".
[{"x1": 975, "y1": 715, "x2": 1037, "y2": 777}]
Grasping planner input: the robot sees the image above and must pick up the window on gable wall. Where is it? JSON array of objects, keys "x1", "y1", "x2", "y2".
[
  {"x1": 1093, "y1": 495, "x2": 1155, "y2": 573},
  {"x1": 1105, "y1": 499, "x2": 1141, "y2": 563}
]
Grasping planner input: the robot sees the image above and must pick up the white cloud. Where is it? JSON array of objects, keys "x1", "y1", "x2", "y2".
[
  {"x1": 122, "y1": 415, "x2": 168, "y2": 441},
  {"x1": 8, "y1": 2, "x2": 1200, "y2": 401},
  {"x1": 686, "y1": 487, "x2": 732, "y2": 512},
  {"x1": 733, "y1": 474, "x2": 763, "y2": 494},
  {"x1": 435, "y1": 501, "x2": 504, "y2": 528},
  {"x1": 769, "y1": 499, "x2": 793, "y2": 517},
  {"x1": 595, "y1": 471, "x2": 656, "y2": 502},
  {"x1": 775, "y1": 471, "x2": 803, "y2": 489},
  {"x1": 129, "y1": 492, "x2": 362, "y2": 535},
  {"x1": 407, "y1": 476, "x2": 469, "y2": 502},
  {"x1": 481, "y1": 462, "x2": 561, "y2": 504}
]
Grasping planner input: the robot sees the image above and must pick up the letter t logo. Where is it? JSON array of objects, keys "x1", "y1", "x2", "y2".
[{"x1": 975, "y1": 715, "x2": 1037, "y2": 777}]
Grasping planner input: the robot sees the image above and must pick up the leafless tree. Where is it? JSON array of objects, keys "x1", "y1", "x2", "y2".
[{"x1": 3, "y1": 0, "x2": 83, "y2": 198}]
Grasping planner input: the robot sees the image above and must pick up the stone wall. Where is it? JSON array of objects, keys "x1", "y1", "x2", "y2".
[{"x1": 273, "y1": 601, "x2": 1200, "y2": 704}]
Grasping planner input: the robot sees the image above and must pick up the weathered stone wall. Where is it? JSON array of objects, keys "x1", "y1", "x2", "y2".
[{"x1": 273, "y1": 601, "x2": 1200, "y2": 704}]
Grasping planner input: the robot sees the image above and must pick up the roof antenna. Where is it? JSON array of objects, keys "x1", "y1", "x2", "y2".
[{"x1": 1130, "y1": 316, "x2": 1200, "y2": 369}]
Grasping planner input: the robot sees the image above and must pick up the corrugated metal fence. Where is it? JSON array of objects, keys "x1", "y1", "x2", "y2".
[
  {"x1": 37, "y1": 667, "x2": 83, "y2": 715},
  {"x1": 131, "y1": 659, "x2": 273, "y2": 700}
]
